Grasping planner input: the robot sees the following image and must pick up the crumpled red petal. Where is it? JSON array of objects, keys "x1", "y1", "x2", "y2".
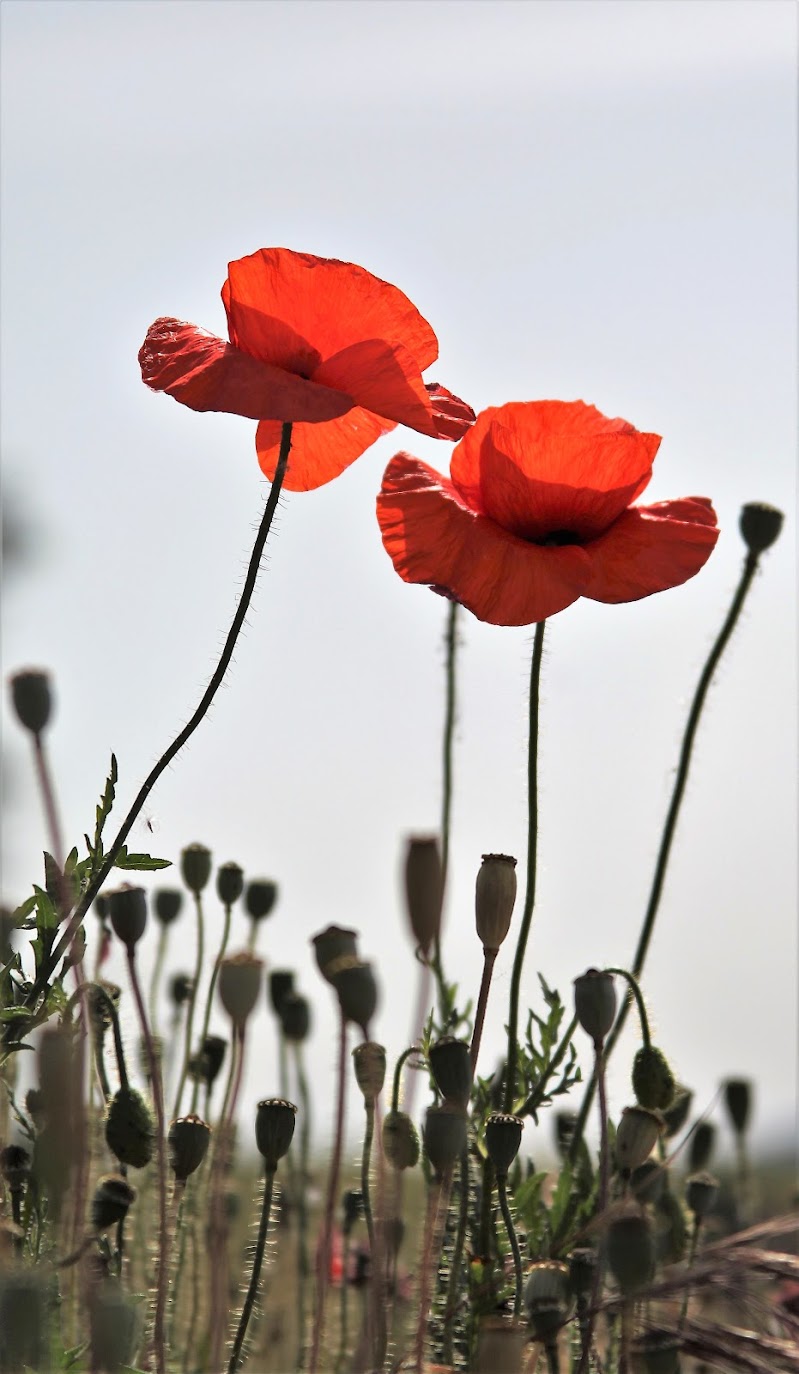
[
  {"x1": 451, "y1": 401, "x2": 660, "y2": 541},
  {"x1": 425, "y1": 383, "x2": 476, "y2": 441},
  {"x1": 584, "y1": 498, "x2": 719, "y2": 603},
  {"x1": 138, "y1": 318, "x2": 351, "y2": 424},
  {"x1": 223, "y1": 247, "x2": 439, "y2": 373},
  {"x1": 377, "y1": 454, "x2": 592, "y2": 626},
  {"x1": 257, "y1": 408, "x2": 397, "y2": 492}
]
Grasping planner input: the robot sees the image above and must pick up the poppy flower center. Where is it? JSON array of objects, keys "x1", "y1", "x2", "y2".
[{"x1": 537, "y1": 529, "x2": 582, "y2": 547}]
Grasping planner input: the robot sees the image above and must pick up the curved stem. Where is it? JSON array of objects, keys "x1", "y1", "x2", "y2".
[
  {"x1": 391, "y1": 1044, "x2": 419, "y2": 1113},
  {"x1": 27, "y1": 423, "x2": 294, "y2": 1007},
  {"x1": 227, "y1": 1166, "x2": 276, "y2": 1374},
  {"x1": 90, "y1": 982, "x2": 129, "y2": 1092},
  {"x1": 605, "y1": 967, "x2": 652, "y2": 1048},
  {"x1": 470, "y1": 947, "x2": 497, "y2": 1076},
  {"x1": 496, "y1": 1171, "x2": 523, "y2": 1318},
  {"x1": 504, "y1": 620, "x2": 546, "y2": 1112},
  {"x1": 570, "y1": 550, "x2": 761, "y2": 1155}
]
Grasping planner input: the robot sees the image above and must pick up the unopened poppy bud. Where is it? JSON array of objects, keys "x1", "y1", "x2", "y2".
[
  {"x1": 312, "y1": 925, "x2": 359, "y2": 983},
  {"x1": 255, "y1": 1097, "x2": 297, "y2": 1169},
  {"x1": 169, "y1": 1115, "x2": 211, "y2": 1181},
  {"x1": 107, "y1": 885, "x2": 147, "y2": 951},
  {"x1": 723, "y1": 1078, "x2": 752, "y2": 1135},
  {"x1": 9, "y1": 668, "x2": 52, "y2": 736},
  {"x1": 739, "y1": 502, "x2": 784, "y2": 554},
  {"x1": 218, "y1": 953, "x2": 263, "y2": 1027},
  {"x1": 170, "y1": 972, "x2": 193, "y2": 1007},
  {"x1": 662, "y1": 1084, "x2": 693, "y2": 1138},
  {"x1": 91, "y1": 1173, "x2": 137, "y2": 1230},
  {"x1": 330, "y1": 958, "x2": 378, "y2": 1035},
  {"x1": 181, "y1": 843, "x2": 212, "y2": 896},
  {"x1": 403, "y1": 836, "x2": 443, "y2": 956},
  {"x1": 154, "y1": 888, "x2": 183, "y2": 925},
  {"x1": 485, "y1": 1113, "x2": 524, "y2": 1177},
  {"x1": 633, "y1": 1045, "x2": 676, "y2": 1112},
  {"x1": 246, "y1": 878, "x2": 278, "y2": 921},
  {"x1": 217, "y1": 862, "x2": 244, "y2": 907},
  {"x1": 573, "y1": 968, "x2": 617, "y2": 1044},
  {"x1": 606, "y1": 1210, "x2": 655, "y2": 1295},
  {"x1": 474, "y1": 1316, "x2": 527, "y2": 1373},
  {"x1": 105, "y1": 1087, "x2": 155, "y2": 1169},
  {"x1": 382, "y1": 1109, "x2": 420, "y2": 1170},
  {"x1": 686, "y1": 1170, "x2": 718, "y2": 1221},
  {"x1": 631, "y1": 1159, "x2": 667, "y2": 1206},
  {"x1": 423, "y1": 1103, "x2": 467, "y2": 1177},
  {"x1": 475, "y1": 853, "x2": 517, "y2": 951},
  {"x1": 688, "y1": 1120, "x2": 715, "y2": 1172},
  {"x1": 429, "y1": 1037, "x2": 472, "y2": 1109},
  {"x1": 342, "y1": 1188, "x2": 363, "y2": 1233},
  {"x1": 630, "y1": 1329, "x2": 683, "y2": 1374},
  {"x1": 352, "y1": 1042, "x2": 386, "y2": 1103},
  {"x1": 269, "y1": 970, "x2": 295, "y2": 1017},
  {"x1": 280, "y1": 992, "x2": 311, "y2": 1042},
  {"x1": 616, "y1": 1106, "x2": 663, "y2": 1174}
]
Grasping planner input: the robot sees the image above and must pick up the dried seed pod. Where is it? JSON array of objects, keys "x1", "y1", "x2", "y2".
[
  {"x1": 524, "y1": 1260, "x2": 571, "y2": 1309},
  {"x1": 606, "y1": 1210, "x2": 655, "y2": 1294},
  {"x1": 429, "y1": 1037, "x2": 471, "y2": 1109},
  {"x1": 616, "y1": 1106, "x2": 663, "y2": 1174},
  {"x1": 403, "y1": 836, "x2": 443, "y2": 957},
  {"x1": 573, "y1": 968, "x2": 617, "y2": 1044},
  {"x1": 170, "y1": 972, "x2": 194, "y2": 1007},
  {"x1": 739, "y1": 501, "x2": 784, "y2": 554},
  {"x1": 169, "y1": 1115, "x2": 211, "y2": 1181},
  {"x1": 255, "y1": 1098, "x2": 297, "y2": 1169},
  {"x1": 475, "y1": 853, "x2": 517, "y2": 951},
  {"x1": 180, "y1": 843, "x2": 212, "y2": 896},
  {"x1": 246, "y1": 879, "x2": 278, "y2": 921},
  {"x1": 685, "y1": 1170, "x2": 718, "y2": 1221},
  {"x1": 312, "y1": 925, "x2": 359, "y2": 983},
  {"x1": 280, "y1": 992, "x2": 311, "y2": 1042},
  {"x1": 269, "y1": 970, "x2": 295, "y2": 1016},
  {"x1": 106, "y1": 885, "x2": 147, "y2": 951},
  {"x1": 9, "y1": 668, "x2": 52, "y2": 736},
  {"x1": 352, "y1": 1042, "x2": 386, "y2": 1104},
  {"x1": 216, "y1": 862, "x2": 244, "y2": 907},
  {"x1": 688, "y1": 1120, "x2": 715, "y2": 1173},
  {"x1": 330, "y1": 958, "x2": 378, "y2": 1035},
  {"x1": 105, "y1": 1087, "x2": 155, "y2": 1169},
  {"x1": 632, "y1": 1045, "x2": 676, "y2": 1112},
  {"x1": 423, "y1": 1104, "x2": 467, "y2": 1177},
  {"x1": 723, "y1": 1078, "x2": 752, "y2": 1136},
  {"x1": 484, "y1": 1113, "x2": 524, "y2": 1177},
  {"x1": 91, "y1": 1174, "x2": 137, "y2": 1230},
  {"x1": 217, "y1": 952, "x2": 263, "y2": 1027},
  {"x1": 382, "y1": 1109, "x2": 420, "y2": 1170},
  {"x1": 154, "y1": 889, "x2": 183, "y2": 925}
]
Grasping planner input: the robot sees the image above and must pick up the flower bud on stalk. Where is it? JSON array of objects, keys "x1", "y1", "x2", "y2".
[
  {"x1": 475, "y1": 854, "x2": 517, "y2": 951},
  {"x1": 105, "y1": 1086, "x2": 155, "y2": 1169},
  {"x1": 280, "y1": 992, "x2": 311, "y2": 1042},
  {"x1": 382, "y1": 1110, "x2": 420, "y2": 1170},
  {"x1": 686, "y1": 1170, "x2": 718, "y2": 1221},
  {"x1": 180, "y1": 843, "x2": 212, "y2": 896},
  {"x1": 352, "y1": 1042, "x2": 386, "y2": 1104},
  {"x1": 269, "y1": 970, "x2": 295, "y2": 1016},
  {"x1": 91, "y1": 1174, "x2": 137, "y2": 1231},
  {"x1": 170, "y1": 972, "x2": 193, "y2": 1007},
  {"x1": 89, "y1": 1281, "x2": 138, "y2": 1374},
  {"x1": 154, "y1": 889, "x2": 183, "y2": 925},
  {"x1": 107, "y1": 885, "x2": 148, "y2": 951},
  {"x1": 573, "y1": 968, "x2": 617, "y2": 1045},
  {"x1": 246, "y1": 878, "x2": 278, "y2": 922},
  {"x1": 606, "y1": 1209, "x2": 655, "y2": 1295},
  {"x1": 723, "y1": 1078, "x2": 752, "y2": 1136},
  {"x1": 661, "y1": 1084, "x2": 693, "y2": 1137},
  {"x1": 423, "y1": 1103, "x2": 467, "y2": 1178},
  {"x1": 218, "y1": 953, "x2": 263, "y2": 1028},
  {"x1": 9, "y1": 668, "x2": 53, "y2": 737},
  {"x1": 255, "y1": 1098, "x2": 297, "y2": 1170},
  {"x1": 330, "y1": 957, "x2": 378, "y2": 1036},
  {"x1": 615, "y1": 1106, "x2": 663, "y2": 1174},
  {"x1": 312, "y1": 925, "x2": 359, "y2": 983},
  {"x1": 169, "y1": 1115, "x2": 212, "y2": 1181},
  {"x1": 217, "y1": 862, "x2": 244, "y2": 907},
  {"x1": 403, "y1": 836, "x2": 443, "y2": 956},
  {"x1": 429, "y1": 1037, "x2": 471, "y2": 1109},
  {"x1": 190, "y1": 1034, "x2": 226, "y2": 1088},
  {"x1": 688, "y1": 1120, "x2": 715, "y2": 1173},
  {"x1": 739, "y1": 501, "x2": 784, "y2": 554},
  {"x1": 632, "y1": 1045, "x2": 676, "y2": 1112}
]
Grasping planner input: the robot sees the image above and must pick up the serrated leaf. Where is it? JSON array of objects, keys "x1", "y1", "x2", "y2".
[
  {"x1": 114, "y1": 850, "x2": 171, "y2": 872},
  {"x1": 32, "y1": 885, "x2": 59, "y2": 931}
]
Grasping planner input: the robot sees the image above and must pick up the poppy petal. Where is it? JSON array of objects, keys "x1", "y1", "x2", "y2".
[
  {"x1": 223, "y1": 248, "x2": 439, "y2": 372},
  {"x1": 425, "y1": 383, "x2": 477, "y2": 441},
  {"x1": 257, "y1": 408, "x2": 396, "y2": 491},
  {"x1": 377, "y1": 455, "x2": 592, "y2": 627},
  {"x1": 139, "y1": 318, "x2": 351, "y2": 423},
  {"x1": 313, "y1": 340, "x2": 437, "y2": 433},
  {"x1": 584, "y1": 498, "x2": 719, "y2": 603},
  {"x1": 451, "y1": 400, "x2": 660, "y2": 541}
]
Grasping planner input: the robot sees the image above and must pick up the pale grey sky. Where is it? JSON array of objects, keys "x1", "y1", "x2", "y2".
[{"x1": 1, "y1": 0, "x2": 796, "y2": 1158}]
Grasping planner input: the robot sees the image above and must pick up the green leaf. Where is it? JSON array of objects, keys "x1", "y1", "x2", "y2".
[
  {"x1": 61, "y1": 1342, "x2": 90, "y2": 1369},
  {"x1": 32, "y1": 885, "x2": 59, "y2": 932},
  {"x1": 113, "y1": 847, "x2": 171, "y2": 872},
  {"x1": 0, "y1": 1005, "x2": 33, "y2": 1023}
]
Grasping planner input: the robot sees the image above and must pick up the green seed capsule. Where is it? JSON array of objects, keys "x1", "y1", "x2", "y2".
[
  {"x1": 382, "y1": 1109, "x2": 420, "y2": 1170},
  {"x1": 255, "y1": 1098, "x2": 297, "y2": 1169},
  {"x1": 105, "y1": 1087, "x2": 155, "y2": 1169},
  {"x1": 573, "y1": 968, "x2": 617, "y2": 1044},
  {"x1": 169, "y1": 1115, "x2": 211, "y2": 1181},
  {"x1": 606, "y1": 1211, "x2": 655, "y2": 1295},
  {"x1": 181, "y1": 843, "x2": 212, "y2": 896},
  {"x1": 429, "y1": 1036, "x2": 471, "y2": 1109},
  {"x1": 632, "y1": 1045, "x2": 676, "y2": 1112}
]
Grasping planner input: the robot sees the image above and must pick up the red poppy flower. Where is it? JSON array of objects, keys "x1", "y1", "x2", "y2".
[
  {"x1": 139, "y1": 248, "x2": 474, "y2": 491},
  {"x1": 377, "y1": 400, "x2": 719, "y2": 626}
]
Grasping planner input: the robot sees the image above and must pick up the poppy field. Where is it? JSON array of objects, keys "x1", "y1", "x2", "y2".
[{"x1": 1, "y1": 245, "x2": 796, "y2": 1374}]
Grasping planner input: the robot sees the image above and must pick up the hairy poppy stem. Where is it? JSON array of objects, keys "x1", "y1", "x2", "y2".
[
  {"x1": 504, "y1": 619, "x2": 547, "y2": 1113},
  {"x1": 569, "y1": 549, "x2": 761, "y2": 1160},
  {"x1": 577, "y1": 1037, "x2": 610, "y2": 1374},
  {"x1": 189, "y1": 896, "x2": 232, "y2": 1115},
  {"x1": 173, "y1": 889, "x2": 204, "y2": 1120},
  {"x1": 227, "y1": 1166, "x2": 276, "y2": 1374},
  {"x1": 27, "y1": 422, "x2": 294, "y2": 1008},
  {"x1": 496, "y1": 1170, "x2": 523, "y2": 1318},
  {"x1": 309, "y1": 1009, "x2": 348, "y2": 1374}
]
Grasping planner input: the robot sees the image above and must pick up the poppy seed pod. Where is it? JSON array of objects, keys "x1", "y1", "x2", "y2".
[
  {"x1": 170, "y1": 972, "x2": 193, "y2": 1007},
  {"x1": 630, "y1": 1159, "x2": 667, "y2": 1206},
  {"x1": 484, "y1": 1113, "x2": 524, "y2": 1177},
  {"x1": 615, "y1": 1106, "x2": 663, "y2": 1174},
  {"x1": 91, "y1": 1174, "x2": 137, "y2": 1231},
  {"x1": 632, "y1": 1045, "x2": 676, "y2": 1112},
  {"x1": 105, "y1": 1087, "x2": 155, "y2": 1169},
  {"x1": 630, "y1": 1329, "x2": 683, "y2": 1374},
  {"x1": 280, "y1": 991, "x2": 311, "y2": 1042},
  {"x1": 255, "y1": 1097, "x2": 297, "y2": 1169},
  {"x1": 607, "y1": 1210, "x2": 655, "y2": 1295},
  {"x1": 218, "y1": 952, "x2": 263, "y2": 1027},
  {"x1": 269, "y1": 970, "x2": 295, "y2": 1017},
  {"x1": 180, "y1": 843, "x2": 212, "y2": 896},
  {"x1": 9, "y1": 668, "x2": 53, "y2": 736},
  {"x1": 352, "y1": 1042, "x2": 386, "y2": 1104},
  {"x1": 312, "y1": 925, "x2": 359, "y2": 983},
  {"x1": 1, "y1": 1144, "x2": 30, "y2": 1191},
  {"x1": 169, "y1": 1115, "x2": 212, "y2": 1181},
  {"x1": 524, "y1": 1260, "x2": 571, "y2": 1311},
  {"x1": 688, "y1": 1120, "x2": 715, "y2": 1173},
  {"x1": 107, "y1": 885, "x2": 147, "y2": 951},
  {"x1": 474, "y1": 1317, "x2": 527, "y2": 1373},
  {"x1": 662, "y1": 1084, "x2": 693, "y2": 1138},
  {"x1": 739, "y1": 501, "x2": 784, "y2": 554},
  {"x1": 216, "y1": 862, "x2": 244, "y2": 908},
  {"x1": 567, "y1": 1248, "x2": 596, "y2": 1301},
  {"x1": 686, "y1": 1170, "x2": 718, "y2": 1222},
  {"x1": 188, "y1": 1033, "x2": 226, "y2": 1088},
  {"x1": 330, "y1": 958, "x2": 378, "y2": 1035},
  {"x1": 154, "y1": 889, "x2": 183, "y2": 925},
  {"x1": 429, "y1": 1037, "x2": 472, "y2": 1109},
  {"x1": 475, "y1": 853, "x2": 517, "y2": 951},
  {"x1": 723, "y1": 1078, "x2": 752, "y2": 1136},
  {"x1": 573, "y1": 968, "x2": 617, "y2": 1044},
  {"x1": 246, "y1": 878, "x2": 278, "y2": 921},
  {"x1": 403, "y1": 836, "x2": 443, "y2": 956},
  {"x1": 423, "y1": 1103, "x2": 468, "y2": 1177},
  {"x1": 382, "y1": 1109, "x2": 420, "y2": 1170}
]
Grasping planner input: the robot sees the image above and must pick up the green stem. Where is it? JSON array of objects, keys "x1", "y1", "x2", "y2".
[
  {"x1": 27, "y1": 423, "x2": 294, "y2": 1009},
  {"x1": 148, "y1": 926, "x2": 169, "y2": 1038},
  {"x1": 190, "y1": 899, "x2": 232, "y2": 1115},
  {"x1": 431, "y1": 600, "x2": 459, "y2": 1019},
  {"x1": 496, "y1": 1171, "x2": 523, "y2": 1319},
  {"x1": 442, "y1": 1143, "x2": 469, "y2": 1364},
  {"x1": 309, "y1": 1010, "x2": 348, "y2": 1374},
  {"x1": 470, "y1": 947, "x2": 497, "y2": 1076},
  {"x1": 577, "y1": 1040, "x2": 610, "y2": 1374},
  {"x1": 227, "y1": 1167, "x2": 276, "y2": 1374},
  {"x1": 90, "y1": 983, "x2": 129, "y2": 1092},
  {"x1": 504, "y1": 620, "x2": 546, "y2": 1112},
  {"x1": 391, "y1": 1045, "x2": 419, "y2": 1113},
  {"x1": 173, "y1": 891, "x2": 204, "y2": 1119},
  {"x1": 293, "y1": 1041, "x2": 311, "y2": 1372},
  {"x1": 679, "y1": 1213, "x2": 702, "y2": 1328},
  {"x1": 605, "y1": 968, "x2": 651, "y2": 1048}
]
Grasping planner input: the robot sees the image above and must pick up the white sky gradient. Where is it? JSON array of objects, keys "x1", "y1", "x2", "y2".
[{"x1": 1, "y1": 0, "x2": 796, "y2": 1163}]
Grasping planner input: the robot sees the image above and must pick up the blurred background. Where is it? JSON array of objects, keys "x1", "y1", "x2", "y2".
[{"x1": 1, "y1": 0, "x2": 796, "y2": 1163}]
